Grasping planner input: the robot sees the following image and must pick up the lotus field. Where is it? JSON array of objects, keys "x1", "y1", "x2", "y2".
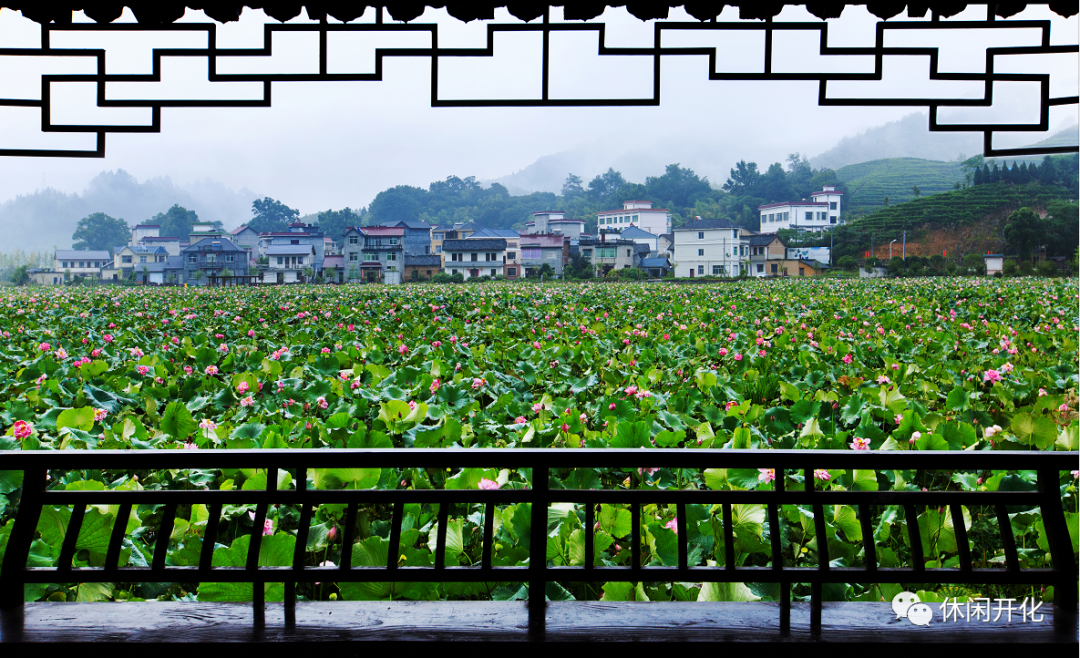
[{"x1": 0, "y1": 278, "x2": 1076, "y2": 605}]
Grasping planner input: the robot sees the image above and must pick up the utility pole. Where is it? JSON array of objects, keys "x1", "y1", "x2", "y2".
[
  {"x1": 902, "y1": 230, "x2": 906, "y2": 260},
  {"x1": 870, "y1": 234, "x2": 874, "y2": 263},
  {"x1": 830, "y1": 228, "x2": 834, "y2": 266}
]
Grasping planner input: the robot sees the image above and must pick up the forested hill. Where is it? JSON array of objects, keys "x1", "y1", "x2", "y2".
[
  {"x1": 361, "y1": 156, "x2": 849, "y2": 235},
  {"x1": 836, "y1": 157, "x2": 965, "y2": 214}
]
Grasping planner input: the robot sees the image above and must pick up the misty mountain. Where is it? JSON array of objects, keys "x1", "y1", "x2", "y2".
[
  {"x1": 0, "y1": 170, "x2": 261, "y2": 252},
  {"x1": 810, "y1": 112, "x2": 1079, "y2": 171}
]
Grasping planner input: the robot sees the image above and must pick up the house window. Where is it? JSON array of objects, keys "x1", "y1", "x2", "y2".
[
  {"x1": 436, "y1": 246, "x2": 442, "y2": 253},
  {"x1": 387, "y1": 252, "x2": 397, "y2": 261},
  {"x1": 626, "y1": 249, "x2": 631, "y2": 257},
  {"x1": 582, "y1": 250, "x2": 591, "y2": 258},
  {"x1": 756, "y1": 263, "x2": 764, "y2": 273},
  {"x1": 349, "y1": 235, "x2": 358, "y2": 245},
  {"x1": 297, "y1": 257, "x2": 304, "y2": 264},
  {"x1": 597, "y1": 247, "x2": 615, "y2": 259},
  {"x1": 470, "y1": 253, "x2": 478, "y2": 261},
  {"x1": 632, "y1": 215, "x2": 638, "y2": 222},
  {"x1": 805, "y1": 212, "x2": 813, "y2": 221},
  {"x1": 698, "y1": 232, "x2": 704, "y2": 239},
  {"x1": 697, "y1": 249, "x2": 704, "y2": 257},
  {"x1": 187, "y1": 255, "x2": 197, "y2": 264},
  {"x1": 507, "y1": 252, "x2": 515, "y2": 260},
  {"x1": 364, "y1": 253, "x2": 379, "y2": 261},
  {"x1": 799, "y1": 267, "x2": 806, "y2": 276},
  {"x1": 451, "y1": 253, "x2": 460, "y2": 262},
  {"x1": 771, "y1": 263, "x2": 778, "y2": 274},
  {"x1": 291, "y1": 239, "x2": 300, "y2": 245},
  {"x1": 490, "y1": 268, "x2": 497, "y2": 276},
  {"x1": 426, "y1": 270, "x2": 432, "y2": 276},
  {"x1": 277, "y1": 257, "x2": 284, "y2": 265},
  {"x1": 507, "y1": 267, "x2": 517, "y2": 276},
  {"x1": 697, "y1": 265, "x2": 704, "y2": 275},
  {"x1": 390, "y1": 238, "x2": 400, "y2": 245},
  {"x1": 226, "y1": 254, "x2": 234, "y2": 262},
  {"x1": 830, "y1": 202, "x2": 837, "y2": 210},
  {"x1": 349, "y1": 253, "x2": 358, "y2": 261},
  {"x1": 768, "y1": 214, "x2": 774, "y2": 222},
  {"x1": 713, "y1": 265, "x2": 724, "y2": 275},
  {"x1": 830, "y1": 216, "x2": 837, "y2": 224},
  {"x1": 425, "y1": 246, "x2": 430, "y2": 254}
]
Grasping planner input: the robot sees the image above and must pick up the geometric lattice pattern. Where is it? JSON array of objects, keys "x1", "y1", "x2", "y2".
[{"x1": 1, "y1": 9, "x2": 1076, "y2": 158}]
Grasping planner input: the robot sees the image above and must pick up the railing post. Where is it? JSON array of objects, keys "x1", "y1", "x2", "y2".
[
  {"x1": 529, "y1": 464, "x2": 549, "y2": 640},
  {"x1": 1038, "y1": 468, "x2": 1078, "y2": 636},
  {"x1": 0, "y1": 468, "x2": 46, "y2": 609}
]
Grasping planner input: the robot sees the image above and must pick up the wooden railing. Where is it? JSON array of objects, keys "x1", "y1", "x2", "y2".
[{"x1": 0, "y1": 448, "x2": 1076, "y2": 643}]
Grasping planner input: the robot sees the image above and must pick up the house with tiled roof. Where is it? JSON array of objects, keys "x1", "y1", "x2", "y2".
[
  {"x1": 377, "y1": 219, "x2": 433, "y2": 257},
  {"x1": 673, "y1": 219, "x2": 749, "y2": 278},
  {"x1": 468, "y1": 228, "x2": 522, "y2": 278},
  {"x1": 404, "y1": 254, "x2": 442, "y2": 281},
  {"x1": 759, "y1": 186, "x2": 843, "y2": 233},
  {"x1": 442, "y1": 238, "x2": 507, "y2": 280},
  {"x1": 596, "y1": 200, "x2": 671, "y2": 237},
  {"x1": 748, "y1": 233, "x2": 787, "y2": 278},
  {"x1": 342, "y1": 226, "x2": 404, "y2": 284}
]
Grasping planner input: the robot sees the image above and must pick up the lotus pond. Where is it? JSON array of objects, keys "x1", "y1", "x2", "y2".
[{"x1": 0, "y1": 278, "x2": 1076, "y2": 605}]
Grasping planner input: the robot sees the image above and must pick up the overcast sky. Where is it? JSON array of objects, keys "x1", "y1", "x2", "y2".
[{"x1": 0, "y1": 4, "x2": 1075, "y2": 216}]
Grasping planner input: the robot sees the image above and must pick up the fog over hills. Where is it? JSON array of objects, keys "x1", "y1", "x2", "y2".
[{"x1": 1, "y1": 170, "x2": 261, "y2": 252}]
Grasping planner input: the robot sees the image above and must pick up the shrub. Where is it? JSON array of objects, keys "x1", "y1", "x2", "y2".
[
  {"x1": 1036, "y1": 261, "x2": 1058, "y2": 278},
  {"x1": 1003, "y1": 259, "x2": 1018, "y2": 277}
]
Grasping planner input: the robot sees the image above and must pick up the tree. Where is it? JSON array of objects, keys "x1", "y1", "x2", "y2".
[
  {"x1": 367, "y1": 186, "x2": 427, "y2": 226},
  {"x1": 1044, "y1": 201, "x2": 1079, "y2": 258},
  {"x1": 537, "y1": 263, "x2": 555, "y2": 279},
  {"x1": 1003, "y1": 207, "x2": 1044, "y2": 260},
  {"x1": 566, "y1": 253, "x2": 594, "y2": 279},
  {"x1": 644, "y1": 163, "x2": 712, "y2": 209},
  {"x1": 722, "y1": 160, "x2": 762, "y2": 196},
  {"x1": 562, "y1": 174, "x2": 584, "y2": 197},
  {"x1": 151, "y1": 205, "x2": 209, "y2": 240},
  {"x1": 836, "y1": 255, "x2": 856, "y2": 270},
  {"x1": 316, "y1": 207, "x2": 362, "y2": 244},
  {"x1": 587, "y1": 168, "x2": 626, "y2": 202},
  {"x1": 140, "y1": 264, "x2": 149, "y2": 284},
  {"x1": 71, "y1": 212, "x2": 130, "y2": 253},
  {"x1": 9, "y1": 265, "x2": 29, "y2": 286},
  {"x1": 911, "y1": 184, "x2": 921, "y2": 197},
  {"x1": 249, "y1": 197, "x2": 299, "y2": 233},
  {"x1": 883, "y1": 196, "x2": 889, "y2": 208},
  {"x1": 961, "y1": 154, "x2": 985, "y2": 187}
]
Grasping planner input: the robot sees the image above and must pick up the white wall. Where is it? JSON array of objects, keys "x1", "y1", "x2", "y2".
[{"x1": 673, "y1": 228, "x2": 748, "y2": 277}]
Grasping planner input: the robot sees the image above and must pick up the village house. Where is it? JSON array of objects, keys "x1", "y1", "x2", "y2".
[
  {"x1": 758, "y1": 186, "x2": 844, "y2": 233},
  {"x1": 260, "y1": 244, "x2": 316, "y2": 284},
  {"x1": 468, "y1": 227, "x2": 522, "y2": 278},
  {"x1": 138, "y1": 236, "x2": 183, "y2": 256},
  {"x1": 377, "y1": 219, "x2": 433, "y2": 257},
  {"x1": 520, "y1": 233, "x2": 569, "y2": 278},
  {"x1": 578, "y1": 235, "x2": 636, "y2": 277},
  {"x1": 672, "y1": 218, "x2": 749, "y2": 278},
  {"x1": 54, "y1": 250, "x2": 111, "y2": 280},
  {"x1": 256, "y1": 222, "x2": 326, "y2": 275},
  {"x1": 404, "y1": 255, "x2": 443, "y2": 281},
  {"x1": 342, "y1": 226, "x2": 405, "y2": 284},
  {"x1": 442, "y1": 238, "x2": 507, "y2": 280},
  {"x1": 525, "y1": 211, "x2": 586, "y2": 239},
  {"x1": 748, "y1": 234, "x2": 787, "y2": 277},
  {"x1": 596, "y1": 200, "x2": 672, "y2": 237},
  {"x1": 181, "y1": 238, "x2": 247, "y2": 285}
]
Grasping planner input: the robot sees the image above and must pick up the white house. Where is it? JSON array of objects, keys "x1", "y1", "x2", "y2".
[
  {"x1": 672, "y1": 219, "x2": 749, "y2": 278},
  {"x1": 442, "y1": 238, "x2": 507, "y2": 280},
  {"x1": 759, "y1": 186, "x2": 844, "y2": 232},
  {"x1": 261, "y1": 244, "x2": 315, "y2": 284},
  {"x1": 54, "y1": 250, "x2": 110, "y2": 279},
  {"x1": 525, "y1": 211, "x2": 586, "y2": 239},
  {"x1": 131, "y1": 223, "x2": 160, "y2": 244},
  {"x1": 596, "y1": 200, "x2": 671, "y2": 237}
]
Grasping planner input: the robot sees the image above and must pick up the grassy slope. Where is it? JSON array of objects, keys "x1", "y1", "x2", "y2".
[{"x1": 835, "y1": 157, "x2": 965, "y2": 214}]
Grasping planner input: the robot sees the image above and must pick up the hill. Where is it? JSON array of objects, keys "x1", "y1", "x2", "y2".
[
  {"x1": 834, "y1": 157, "x2": 965, "y2": 214},
  {"x1": 810, "y1": 112, "x2": 981, "y2": 170},
  {"x1": 0, "y1": 170, "x2": 260, "y2": 252}
]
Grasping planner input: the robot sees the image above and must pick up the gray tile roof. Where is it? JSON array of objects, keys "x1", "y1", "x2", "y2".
[
  {"x1": 674, "y1": 219, "x2": 742, "y2": 231},
  {"x1": 442, "y1": 238, "x2": 506, "y2": 251},
  {"x1": 640, "y1": 257, "x2": 671, "y2": 268},
  {"x1": 749, "y1": 234, "x2": 785, "y2": 247},
  {"x1": 405, "y1": 255, "x2": 442, "y2": 267},
  {"x1": 469, "y1": 227, "x2": 520, "y2": 239},
  {"x1": 619, "y1": 226, "x2": 658, "y2": 239},
  {"x1": 266, "y1": 245, "x2": 315, "y2": 256},
  {"x1": 56, "y1": 250, "x2": 111, "y2": 260}
]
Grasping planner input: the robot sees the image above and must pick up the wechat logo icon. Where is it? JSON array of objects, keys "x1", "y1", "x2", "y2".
[{"x1": 892, "y1": 591, "x2": 931, "y2": 626}]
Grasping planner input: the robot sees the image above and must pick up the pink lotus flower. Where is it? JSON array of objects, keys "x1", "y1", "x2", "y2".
[
  {"x1": 983, "y1": 369, "x2": 1001, "y2": 383},
  {"x1": 431, "y1": 340, "x2": 441, "y2": 348},
  {"x1": 841, "y1": 354, "x2": 853, "y2": 364},
  {"x1": 758, "y1": 468, "x2": 775, "y2": 483},
  {"x1": 718, "y1": 347, "x2": 728, "y2": 357},
  {"x1": 877, "y1": 375, "x2": 891, "y2": 385},
  {"x1": 471, "y1": 377, "x2": 486, "y2": 389},
  {"x1": 136, "y1": 365, "x2": 151, "y2": 376},
  {"x1": 478, "y1": 478, "x2": 500, "y2": 490},
  {"x1": 183, "y1": 365, "x2": 193, "y2": 375},
  {"x1": 513, "y1": 416, "x2": 526, "y2": 424},
  {"x1": 93, "y1": 408, "x2": 107, "y2": 422},
  {"x1": 398, "y1": 345, "x2": 408, "y2": 355},
  {"x1": 91, "y1": 349, "x2": 101, "y2": 357},
  {"x1": 608, "y1": 402, "x2": 616, "y2": 410},
  {"x1": 813, "y1": 469, "x2": 830, "y2": 481},
  {"x1": 850, "y1": 437, "x2": 871, "y2": 451},
  {"x1": 665, "y1": 518, "x2": 678, "y2": 535},
  {"x1": 533, "y1": 341, "x2": 541, "y2": 349},
  {"x1": 321, "y1": 347, "x2": 331, "y2": 354},
  {"x1": 316, "y1": 396, "x2": 328, "y2": 409},
  {"x1": 248, "y1": 329, "x2": 256, "y2": 337},
  {"x1": 734, "y1": 354, "x2": 743, "y2": 361},
  {"x1": 38, "y1": 342, "x2": 51, "y2": 351},
  {"x1": 240, "y1": 396, "x2": 255, "y2": 407},
  {"x1": 236, "y1": 381, "x2": 250, "y2": 394},
  {"x1": 429, "y1": 378, "x2": 441, "y2": 394},
  {"x1": 182, "y1": 442, "x2": 198, "y2": 450},
  {"x1": 532, "y1": 403, "x2": 543, "y2": 413},
  {"x1": 199, "y1": 419, "x2": 217, "y2": 430},
  {"x1": 894, "y1": 414, "x2": 903, "y2": 425},
  {"x1": 103, "y1": 334, "x2": 113, "y2": 343},
  {"x1": 205, "y1": 365, "x2": 218, "y2": 375},
  {"x1": 12, "y1": 420, "x2": 33, "y2": 439}
]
